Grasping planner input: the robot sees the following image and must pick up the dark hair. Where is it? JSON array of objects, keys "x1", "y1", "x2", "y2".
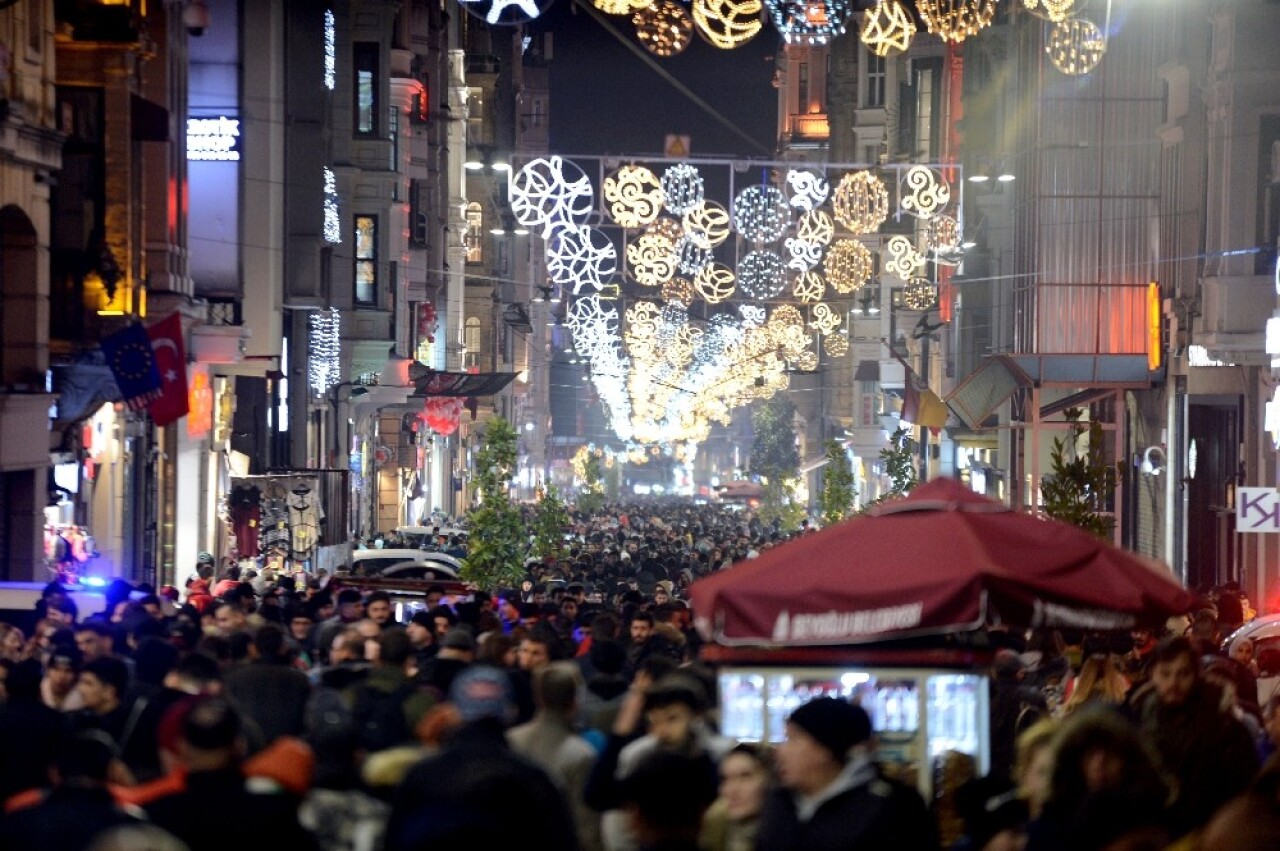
[
  {"x1": 253, "y1": 623, "x2": 288, "y2": 660},
  {"x1": 429, "y1": 605, "x2": 458, "y2": 626},
  {"x1": 75, "y1": 621, "x2": 112, "y2": 638},
  {"x1": 174, "y1": 652, "x2": 222, "y2": 687},
  {"x1": 631, "y1": 611, "x2": 655, "y2": 627},
  {"x1": 533, "y1": 662, "x2": 581, "y2": 716},
  {"x1": 57, "y1": 730, "x2": 118, "y2": 782},
  {"x1": 621, "y1": 750, "x2": 719, "y2": 834},
  {"x1": 82, "y1": 656, "x2": 130, "y2": 698},
  {"x1": 365, "y1": 590, "x2": 391, "y2": 606},
  {"x1": 378, "y1": 628, "x2": 412, "y2": 666},
  {"x1": 643, "y1": 674, "x2": 708, "y2": 714},
  {"x1": 1152, "y1": 635, "x2": 1198, "y2": 670},
  {"x1": 183, "y1": 697, "x2": 242, "y2": 751},
  {"x1": 133, "y1": 637, "x2": 179, "y2": 686}
]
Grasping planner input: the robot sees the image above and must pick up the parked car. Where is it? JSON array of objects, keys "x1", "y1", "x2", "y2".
[{"x1": 350, "y1": 548, "x2": 463, "y2": 578}]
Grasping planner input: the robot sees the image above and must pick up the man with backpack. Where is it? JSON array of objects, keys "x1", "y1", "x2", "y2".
[{"x1": 345, "y1": 629, "x2": 433, "y2": 753}]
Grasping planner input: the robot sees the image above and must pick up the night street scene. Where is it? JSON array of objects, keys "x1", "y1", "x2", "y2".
[{"x1": 5, "y1": 0, "x2": 1280, "y2": 848}]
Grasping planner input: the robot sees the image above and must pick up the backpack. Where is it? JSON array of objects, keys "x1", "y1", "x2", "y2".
[{"x1": 349, "y1": 679, "x2": 419, "y2": 753}]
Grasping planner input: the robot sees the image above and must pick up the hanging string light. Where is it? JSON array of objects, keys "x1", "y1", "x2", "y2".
[
  {"x1": 764, "y1": 0, "x2": 853, "y2": 47},
  {"x1": 660, "y1": 163, "x2": 706, "y2": 215},
  {"x1": 307, "y1": 308, "x2": 341, "y2": 395},
  {"x1": 860, "y1": 0, "x2": 916, "y2": 57},
  {"x1": 823, "y1": 239, "x2": 874, "y2": 294},
  {"x1": 737, "y1": 250, "x2": 786, "y2": 299},
  {"x1": 901, "y1": 277, "x2": 937, "y2": 310},
  {"x1": 732, "y1": 184, "x2": 792, "y2": 243},
  {"x1": 1047, "y1": 17, "x2": 1106, "y2": 76},
  {"x1": 633, "y1": 1, "x2": 695, "y2": 57},
  {"x1": 831, "y1": 170, "x2": 890, "y2": 233},
  {"x1": 603, "y1": 164, "x2": 664, "y2": 228},
  {"x1": 916, "y1": 0, "x2": 997, "y2": 45},
  {"x1": 691, "y1": 0, "x2": 763, "y2": 48}
]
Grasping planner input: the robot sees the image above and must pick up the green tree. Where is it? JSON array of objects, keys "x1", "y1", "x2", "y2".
[
  {"x1": 750, "y1": 397, "x2": 804, "y2": 530},
  {"x1": 818, "y1": 439, "x2": 856, "y2": 526},
  {"x1": 603, "y1": 461, "x2": 622, "y2": 500},
  {"x1": 577, "y1": 451, "x2": 606, "y2": 515},
  {"x1": 866, "y1": 427, "x2": 918, "y2": 507},
  {"x1": 1041, "y1": 411, "x2": 1117, "y2": 539},
  {"x1": 462, "y1": 418, "x2": 526, "y2": 589},
  {"x1": 530, "y1": 486, "x2": 571, "y2": 562}
]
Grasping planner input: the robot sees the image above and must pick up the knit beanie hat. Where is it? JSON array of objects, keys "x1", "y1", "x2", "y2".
[{"x1": 787, "y1": 697, "x2": 872, "y2": 764}]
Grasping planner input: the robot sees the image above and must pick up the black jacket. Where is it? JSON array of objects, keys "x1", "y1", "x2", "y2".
[
  {"x1": 755, "y1": 770, "x2": 936, "y2": 851},
  {"x1": 0, "y1": 785, "x2": 139, "y2": 851},
  {"x1": 146, "y1": 768, "x2": 317, "y2": 851}
]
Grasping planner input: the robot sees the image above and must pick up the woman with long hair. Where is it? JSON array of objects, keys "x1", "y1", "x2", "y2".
[{"x1": 1060, "y1": 655, "x2": 1129, "y2": 717}]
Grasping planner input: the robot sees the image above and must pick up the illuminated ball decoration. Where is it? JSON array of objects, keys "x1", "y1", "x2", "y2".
[
  {"x1": 626, "y1": 300, "x2": 663, "y2": 338},
  {"x1": 899, "y1": 165, "x2": 951, "y2": 220},
  {"x1": 1047, "y1": 18, "x2": 1106, "y2": 76},
  {"x1": 645, "y1": 217, "x2": 684, "y2": 244},
  {"x1": 603, "y1": 164, "x2": 664, "y2": 228},
  {"x1": 1023, "y1": 0, "x2": 1076, "y2": 23},
  {"x1": 626, "y1": 232, "x2": 677, "y2": 287},
  {"x1": 677, "y1": 236, "x2": 713, "y2": 275},
  {"x1": 884, "y1": 234, "x2": 925, "y2": 280},
  {"x1": 509, "y1": 156, "x2": 594, "y2": 237},
  {"x1": 633, "y1": 1, "x2": 695, "y2": 57},
  {"x1": 784, "y1": 169, "x2": 830, "y2": 211},
  {"x1": 691, "y1": 0, "x2": 763, "y2": 49},
  {"x1": 823, "y1": 239, "x2": 874, "y2": 294},
  {"x1": 824, "y1": 334, "x2": 850, "y2": 358},
  {"x1": 764, "y1": 0, "x2": 853, "y2": 47},
  {"x1": 662, "y1": 277, "x2": 696, "y2": 304},
  {"x1": 901, "y1": 277, "x2": 937, "y2": 310},
  {"x1": 694, "y1": 263, "x2": 737, "y2": 304},
  {"x1": 683, "y1": 201, "x2": 732, "y2": 248},
  {"x1": 832, "y1": 170, "x2": 890, "y2": 233},
  {"x1": 860, "y1": 0, "x2": 916, "y2": 57},
  {"x1": 594, "y1": 0, "x2": 653, "y2": 13},
  {"x1": 546, "y1": 226, "x2": 617, "y2": 294},
  {"x1": 916, "y1": 0, "x2": 997, "y2": 45},
  {"x1": 792, "y1": 270, "x2": 825, "y2": 303},
  {"x1": 795, "y1": 209, "x2": 835, "y2": 245},
  {"x1": 660, "y1": 164, "x2": 705, "y2": 215},
  {"x1": 928, "y1": 214, "x2": 962, "y2": 254},
  {"x1": 737, "y1": 250, "x2": 786, "y2": 299},
  {"x1": 809, "y1": 303, "x2": 842, "y2": 335},
  {"x1": 791, "y1": 349, "x2": 819, "y2": 371},
  {"x1": 732, "y1": 184, "x2": 792, "y2": 243}
]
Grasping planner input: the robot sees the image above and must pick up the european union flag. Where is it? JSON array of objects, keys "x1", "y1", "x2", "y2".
[{"x1": 102, "y1": 323, "x2": 162, "y2": 410}]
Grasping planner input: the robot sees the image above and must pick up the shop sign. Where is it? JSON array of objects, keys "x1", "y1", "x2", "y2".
[{"x1": 1237, "y1": 487, "x2": 1280, "y2": 533}]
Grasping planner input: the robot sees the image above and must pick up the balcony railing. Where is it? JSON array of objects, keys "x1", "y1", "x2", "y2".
[{"x1": 788, "y1": 113, "x2": 830, "y2": 140}]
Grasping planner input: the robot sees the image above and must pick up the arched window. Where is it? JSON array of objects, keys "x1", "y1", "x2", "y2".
[
  {"x1": 465, "y1": 202, "x2": 483, "y2": 264},
  {"x1": 464, "y1": 316, "x2": 482, "y2": 367}
]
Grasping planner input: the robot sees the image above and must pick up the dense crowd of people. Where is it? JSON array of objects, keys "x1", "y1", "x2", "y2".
[{"x1": 1, "y1": 501, "x2": 1280, "y2": 850}]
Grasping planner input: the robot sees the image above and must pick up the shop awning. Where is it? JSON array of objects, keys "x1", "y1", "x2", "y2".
[{"x1": 410, "y1": 370, "x2": 519, "y2": 398}]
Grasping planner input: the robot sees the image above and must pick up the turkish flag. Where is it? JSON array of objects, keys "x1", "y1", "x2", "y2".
[{"x1": 146, "y1": 312, "x2": 190, "y2": 427}]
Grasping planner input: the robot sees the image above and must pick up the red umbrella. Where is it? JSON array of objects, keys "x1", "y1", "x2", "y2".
[{"x1": 690, "y1": 477, "x2": 1194, "y2": 646}]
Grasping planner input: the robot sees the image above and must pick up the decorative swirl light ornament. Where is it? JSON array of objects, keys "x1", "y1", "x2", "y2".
[
  {"x1": 660, "y1": 164, "x2": 706, "y2": 215},
  {"x1": 1023, "y1": 0, "x2": 1076, "y2": 23},
  {"x1": 739, "y1": 304, "x2": 767, "y2": 327},
  {"x1": 899, "y1": 166, "x2": 951, "y2": 220},
  {"x1": 784, "y1": 169, "x2": 830, "y2": 211},
  {"x1": 694, "y1": 263, "x2": 737, "y2": 304},
  {"x1": 784, "y1": 236, "x2": 824, "y2": 272},
  {"x1": 824, "y1": 334, "x2": 850, "y2": 358},
  {"x1": 764, "y1": 0, "x2": 853, "y2": 46},
  {"x1": 546, "y1": 226, "x2": 617, "y2": 293},
  {"x1": 901, "y1": 277, "x2": 937, "y2": 310},
  {"x1": 860, "y1": 0, "x2": 916, "y2": 57},
  {"x1": 884, "y1": 234, "x2": 925, "y2": 280},
  {"x1": 737, "y1": 250, "x2": 786, "y2": 299},
  {"x1": 928, "y1": 214, "x2": 963, "y2": 254},
  {"x1": 916, "y1": 0, "x2": 997, "y2": 44},
  {"x1": 1047, "y1": 17, "x2": 1106, "y2": 76},
  {"x1": 809, "y1": 303, "x2": 842, "y2": 335},
  {"x1": 509, "y1": 156, "x2": 594, "y2": 237},
  {"x1": 457, "y1": 0, "x2": 549, "y2": 25},
  {"x1": 823, "y1": 239, "x2": 874, "y2": 294},
  {"x1": 792, "y1": 270, "x2": 826, "y2": 303},
  {"x1": 626, "y1": 232, "x2": 677, "y2": 287},
  {"x1": 683, "y1": 201, "x2": 732, "y2": 248},
  {"x1": 676, "y1": 236, "x2": 713, "y2": 275},
  {"x1": 691, "y1": 0, "x2": 763, "y2": 49},
  {"x1": 662, "y1": 277, "x2": 696, "y2": 304},
  {"x1": 594, "y1": 0, "x2": 652, "y2": 14},
  {"x1": 831, "y1": 170, "x2": 890, "y2": 233},
  {"x1": 603, "y1": 164, "x2": 664, "y2": 228},
  {"x1": 732, "y1": 184, "x2": 792, "y2": 243},
  {"x1": 625, "y1": 301, "x2": 663, "y2": 337},
  {"x1": 633, "y1": 1, "x2": 695, "y2": 57}
]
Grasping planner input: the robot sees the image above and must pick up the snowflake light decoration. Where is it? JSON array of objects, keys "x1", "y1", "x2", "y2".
[
  {"x1": 633, "y1": 1, "x2": 695, "y2": 57},
  {"x1": 546, "y1": 226, "x2": 618, "y2": 294},
  {"x1": 694, "y1": 263, "x2": 737, "y2": 304},
  {"x1": 823, "y1": 239, "x2": 874, "y2": 294},
  {"x1": 626, "y1": 232, "x2": 677, "y2": 287},
  {"x1": 884, "y1": 234, "x2": 925, "y2": 280},
  {"x1": 603, "y1": 164, "x2": 664, "y2": 229},
  {"x1": 732, "y1": 184, "x2": 792, "y2": 243},
  {"x1": 660, "y1": 163, "x2": 706, "y2": 215},
  {"x1": 784, "y1": 169, "x2": 830, "y2": 211},
  {"x1": 1047, "y1": 18, "x2": 1106, "y2": 76},
  {"x1": 509, "y1": 156, "x2": 595, "y2": 237},
  {"x1": 662, "y1": 277, "x2": 696, "y2": 304},
  {"x1": 901, "y1": 277, "x2": 937, "y2": 310},
  {"x1": 792, "y1": 270, "x2": 825, "y2": 303},
  {"x1": 824, "y1": 334, "x2": 849, "y2": 358},
  {"x1": 691, "y1": 0, "x2": 763, "y2": 49},
  {"x1": 916, "y1": 0, "x2": 997, "y2": 45},
  {"x1": 784, "y1": 236, "x2": 824, "y2": 271},
  {"x1": 832, "y1": 170, "x2": 890, "y2": 233},
  {"x1": 860, "y1": 0, "x2": 916, "y2": 57},
  {"x1": 737, "y1": 250, "x2": 786, "y2": 299},
  {"x1": 683, "y1": 201, "x2": 732, "y2": 248},
  {"x1": 764, "y1": 0, "x2": 853, "y2": 47},
  {"x1": 899, "y1": 166, "x2": 951, "y2": 220},
  {"x1": 677, "y1": 236, "x2": 713, "y2": 275}
]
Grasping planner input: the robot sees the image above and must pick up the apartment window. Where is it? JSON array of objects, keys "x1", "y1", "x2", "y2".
[
  {"x1": 464, "y1": 316, "x2": 482, "y2": 366},
  {"x1": 354, "y1": 215, "x2": 377, "y2": 304},
  {"x1": 388, "y1": 105, "x2": 400, "y2": 174},
  {"x1": 797, "y1": 63, "x2": 810, "y2": 111},
  {"x1": 465, "y1": 202, "x2": 484, "y2": 264},
  {"x1": 354, "y1": 43, "x2": 379, "y2": 135},
  {"x1": 865, "y1": 52, "x2": 886, "y2": 108},
  {"x1": 467, "y1": 87, "x2": 486, "y2": 143},
  {"x1": 28, "y1": 1, "x2": 42, "y2": 53}
]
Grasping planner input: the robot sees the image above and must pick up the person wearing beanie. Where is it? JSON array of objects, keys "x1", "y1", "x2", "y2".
[{"x1": 756, "y1": 696, "x2": 936, "y2": 851}]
